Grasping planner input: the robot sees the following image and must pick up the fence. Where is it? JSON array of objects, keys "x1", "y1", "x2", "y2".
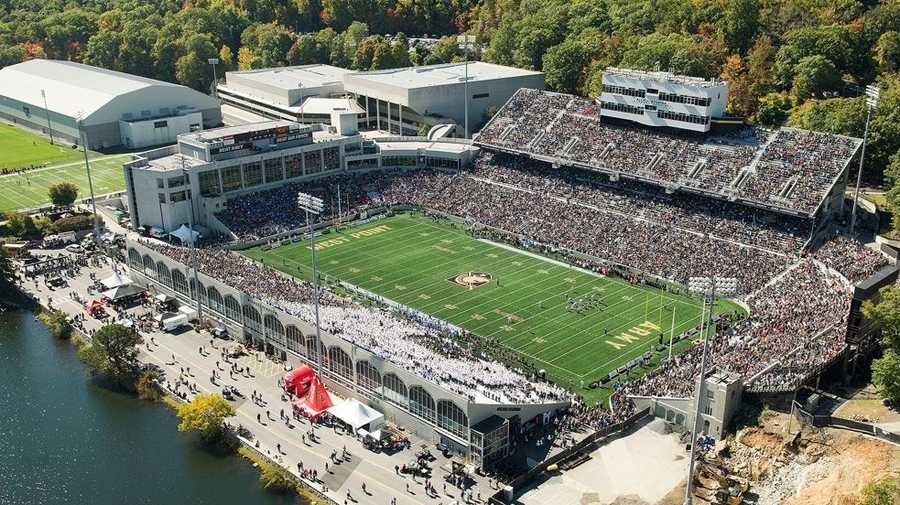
[{"x1": 793, "y1": 402, "x2": 900, "y2": 445}]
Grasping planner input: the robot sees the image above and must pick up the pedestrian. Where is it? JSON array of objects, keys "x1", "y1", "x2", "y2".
[
  {"x1": 257, "y1": 413, "x2": 261, "y2": 423},
  {"x1": 276, "y1": 443, "x2": 281, "y2": 454}
]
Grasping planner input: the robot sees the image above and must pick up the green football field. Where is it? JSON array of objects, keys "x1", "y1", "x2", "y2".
[
  {"x1": 0, "y1": 122, "x2": 83, "y2": 169},
  {"x1": 0, "y1": 154, "x2": 130, "y2": 212},
  {"x1": 243, "y1": 213, "x2": 735, "y2": 403}
]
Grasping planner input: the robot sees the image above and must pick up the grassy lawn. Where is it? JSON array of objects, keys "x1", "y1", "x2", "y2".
[
  {"x1": 242, "y1": 213, "x2": 740, "y2": 404},
  {"x1": 0, "y1": 154, "x2": 130, "y2": 212},
  {"x1": 0, "y1": 122, "x2": 83, "y2": 170}
]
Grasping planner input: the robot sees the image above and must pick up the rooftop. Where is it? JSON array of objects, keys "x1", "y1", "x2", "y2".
[
  {"x1": 179, "y1": 120, "x2": 301, "y2": 144},
  {"x1": 0, "y1": 59, "x2": 189, "y2": 120},
  {"x1": 226, "y1": 64, "x2": 350, "y2": 91},
  {"x1": 346, "y1": 61, "x2": 542, "y2": 89},
  {"x1": 604, "y1": 66, "x2": 726, "y2": 88}
]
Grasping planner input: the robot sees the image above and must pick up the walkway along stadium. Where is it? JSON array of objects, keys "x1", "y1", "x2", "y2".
[{"x1": 119, "y1": 68, "x2": 897, "y2": 476}]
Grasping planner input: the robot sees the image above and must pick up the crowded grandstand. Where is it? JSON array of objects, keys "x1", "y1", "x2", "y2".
[{"x1": 129, "y1": 85, "x2": 891, "y2": 436}]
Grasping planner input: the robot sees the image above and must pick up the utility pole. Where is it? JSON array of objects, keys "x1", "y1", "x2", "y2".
[
  {"x1": 850, "y1": 84, "x2": 880, "y2": 236},
  {"x1": 76, "y1": 115, "x2": 101, "y2": 244},
  {"x1": 457, "y1": 35, "x2": 476, "y2": 139},
  {"x1": 182, "y1": 155, "x2": 203, "y2": 323},
  {"x1": 40, "y1": 89, "x2": 54, "y2": 145},
  {"x1": 683, "y1": 276, "x2": 737, "y2": 505}
]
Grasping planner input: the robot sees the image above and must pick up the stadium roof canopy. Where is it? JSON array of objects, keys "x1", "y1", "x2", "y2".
[
  {"x1": 0, "y1": 59, "x2": 219, "y2": 126},
  {"x1": 345, "y1": 61, "x2": 542, "y2": 90}
]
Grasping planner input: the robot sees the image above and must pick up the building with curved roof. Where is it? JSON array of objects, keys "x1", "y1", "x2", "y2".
[{"x1": 0, "y1": 59, "x2": 221, "y2": 150}]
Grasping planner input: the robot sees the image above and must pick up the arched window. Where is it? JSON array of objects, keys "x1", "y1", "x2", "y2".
[
  {"x1": 356, "y1": 361, "x2": 381, "y2": 391},
  {"x1": 437, "y1": 400, "x2": 468, "y2": 439},
  {"x1": 157, "y1": 261, "x2": 172, "y2": 288},
  {"x1": 224, "y1": 295, "x2": 241, "y2": 322},
  {"x1": 243, "y1": 305, "x2": 261, "y2": 332},
  {"x1": 409, "y1": 386, "x2": 435, "y2": 422},
  {"x1": 383, "y1": 373, "x2": 407, "y2": 407},
  {"x1": 189, "y1": 279, "x2": 206, "y2": 305},
  {"x1": 286, "y1": 326, "x2": 304, "y2": 355},
  {"x1": 128, "y1": 248, "x2": 141, "y2": 269},
  {"x1": 306, "y1": 335, "x2": 321, "y2": 361},
  {"x1": 142, "y1": 255, "x2": 156, "y2": 279},
  {"x1": 207, "y1": 286, "x2": 224, "y2": 313},
  {"x1": 264, "y1": 314, "x2": 284, "y2": 343},
  {"x1": 172, "y1": 269, "x2": 189, "y2": 296},
  {"x1": 328, "y1": 346, "x2": 352, "y2": 379}
]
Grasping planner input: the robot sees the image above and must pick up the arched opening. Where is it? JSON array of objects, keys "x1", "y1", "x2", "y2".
[
  {"x1": 286, "y1": 325, "x2": 304, "y2": 355},
  {"x1": 328, "y1": 346, "x2": 352, "y2": 379},
  {"x1": 243, "y1": 305, "x2": 261, "y2": 332},
  {"x1": 224, "y1": 295, "x2": 241, "y2": 322},
  {"x1": 355, "y1": 360, "x2": 381, "y2": 391},
  {"x1": 172, "y1": 269, "x2": 188, "y2": 296},
  {"x1": 437, "y1": 400, "x2": 468, "y2": 439},
  {"x1": 264, "y1": 314, "x2": 284, "y2": 343},
  {"x1": 157, "y1": 261, "x2": 172, "y2": 288},
  {"x1": 383, "y1": 373, "x2": 407, "y2": 407},
  {"x1": 128, "y1": 248, "x2": 141, "y2": 269},
  {"x1": 207, "y1": 286, "x2": 224, "y2": 313},
  {"x1": 409, "y1": 386, "x2": 435, "y2": 422},
  {"x1": 142, "y1": 255, "x2": 156, "y2": 279}
]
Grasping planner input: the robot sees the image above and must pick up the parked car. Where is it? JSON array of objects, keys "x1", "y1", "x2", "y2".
[{"x1": 65, "y1": 244, "x2": 84, "y2": 254}]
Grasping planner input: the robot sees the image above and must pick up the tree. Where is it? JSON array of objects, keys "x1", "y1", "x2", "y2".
[
  {"x1": 791, "y1": 55, "x2": 839, "y2": 100},
  {"x1": 746, "y1": 35, "x2": 776, "y2": 99},
  {"x1": 84, "y1": 30, "x2": 122, "y2": 70},
  {"x1": 871, "y1": 349, "x2": 900, "y2": 406},
  {"x1": 861, "y1": 476, "x2": 900, "y2": 505},
  {"x1": 0, "y1": 248, "x2": 13, "y2": 289},
  {"x1": 79, "y1": 323, "x2": 143, "y2": 386},
  {"x1": 176, "y1": 393, "x2": 236, "y2": 440},
  {"x1": 720, "y1": 55, "x2": 754, "y2": 116},
  {"x1": 723, "y1": 0, "x2": 759, "y2": 55},
  {"x1": 543, "y1": 39, "x2": 587, "y2": 94},
  {"x1": 3, "y1": 212, "x2": 37, "y2": 239},
  {"x1": 287, "y1": 33, "x2": 320, "y2": 65},
  {"x1": 48, "y1": 182, "x2": 78, "y2": 207},
  {"x1": 788, "y1": 97, "x2": 866, "y2": 137},
  {"x1": 874, "y1": 31, "x2": 900, "y2": 74},
  {"x1": 753, "y1": 92, "x2": 792, "y2": 126}
]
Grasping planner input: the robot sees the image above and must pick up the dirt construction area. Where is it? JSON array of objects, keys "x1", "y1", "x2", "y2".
[
  {"x1": 691, "y1": 411, "x2": 900, "y2": 505},
  {"x1": 517, "y1": 410, "x2": 898, "y2": 505}
]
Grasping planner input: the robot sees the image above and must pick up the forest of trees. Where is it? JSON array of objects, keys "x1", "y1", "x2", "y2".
[{"x1": 0, "y1": 0, "x2": 899, "y2": 184}]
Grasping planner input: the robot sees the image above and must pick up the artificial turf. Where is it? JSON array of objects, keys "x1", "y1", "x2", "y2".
[
  {"x1": 242, "y1": 213, "x2": 738, "y2": 404},
  {"x1": 0, "y1": 122, "x2": 82, "y2": 170}
]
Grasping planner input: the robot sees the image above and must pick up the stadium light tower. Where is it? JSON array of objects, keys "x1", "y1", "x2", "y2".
[
  {"x1": 683, "y1": 276, "x2": 738, "y2": 505},
  {"x1": 850, "y1": 84, "x2": 880, "y2": 236},
  {"x1": 181, "y1": 156, "x2": 203, "y2": 323},
  {"x1": 75, "y1": 112, "x2": 101, "y2": 244},
  {"x1": 297, "y1": 192, "x2": 326, "y2": 376},
  {"x1": 208, "y1": 58, "x2": 220, "y2": 98}
]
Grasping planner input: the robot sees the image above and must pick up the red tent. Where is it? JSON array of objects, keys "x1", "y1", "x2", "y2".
[
  {"x1": 284, "y1": 365, "x2": 315, "y2": 396},
  {"x1": 292, "y1": 374, "x2": 332, "y2": 419}
]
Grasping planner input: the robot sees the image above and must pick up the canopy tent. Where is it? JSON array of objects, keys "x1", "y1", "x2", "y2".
[
  {"x1": 101, "y1": 283, "x2": 145, "y2": 300},
  {"x1": 154, "y1": 293, "x2": 173, "y2": 303},
  {"x1": 284, "y1": 365, "x2": 316, "y2": 397},
  {"x1": 101, "y1": 271, "x2": 132, "y2": 289},
  {"x1": 327, "y1": 399, "x2": 384, "y2": 433},
  {"x1": 170, "y1": 224, "x2": 200, "y2": 245},
  {"x1": 85, "y1": 299, "x2": 104, "y2": 315},
  {"x1": 178, "y1": 305, "x2": 198, "y2": 320},
  {"x1": 293, "y1": 374, "x2": 332, "y2": 419}
]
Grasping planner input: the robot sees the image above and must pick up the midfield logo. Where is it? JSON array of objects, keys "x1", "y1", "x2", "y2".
[{"x1": 448, "y1": 272, "x2": 492, "y2": 289}]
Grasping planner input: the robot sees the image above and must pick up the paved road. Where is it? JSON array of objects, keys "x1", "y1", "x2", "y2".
[{"x1": 24, "y1": 257, "x2": 495, "y2": 505}]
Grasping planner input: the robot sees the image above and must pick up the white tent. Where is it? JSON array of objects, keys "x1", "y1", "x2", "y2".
[
  {"x1": 170, "y1": 224, "x2": 200, "y2": 245},
  {"x1": 101, "y1": 283, "x2": 145, "y2": 300},
  {"x1": 326, "y1": 399, "x2": 384, "y2": 433},
  {"x1": 101, "y1": 271, "x2": 132, "y2": 289}
]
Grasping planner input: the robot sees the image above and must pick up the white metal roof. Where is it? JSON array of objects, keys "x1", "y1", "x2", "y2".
[
  {"x1": 226, "y1": 64, "x2": 350, "y2": 91},
  {"x1": 0, "y1": 59, "x2": 188, "y2": 121},
  {"x1": 346, "y1": 61, "x2": 542, "y2": 90},
  {"x1": 299, "y1": 97, "x2": 364, "y2": 115}
]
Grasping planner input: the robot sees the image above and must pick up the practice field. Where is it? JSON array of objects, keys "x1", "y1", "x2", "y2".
[
  {"x1": 0, "y1": 154, "x2": 130, "y2": 212},
  {"x1": 243, "y1": 214, "x2": 734, "y2": 403},
  {"x1": 0, "y1": 122, "x2": 83, "y2": 170}
]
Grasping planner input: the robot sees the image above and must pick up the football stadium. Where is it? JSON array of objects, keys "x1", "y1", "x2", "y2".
[{"x1": 123, "y1": 69, "x2": 895, "y2": 465}]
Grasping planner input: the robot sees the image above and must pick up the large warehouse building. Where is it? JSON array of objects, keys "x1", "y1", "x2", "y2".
[
  {"x1": 0, "y1": 59, "x2": 222, "y2": 150},
  {"x1": 217, "y1": 61, "x2": 544, "y2": 137}
]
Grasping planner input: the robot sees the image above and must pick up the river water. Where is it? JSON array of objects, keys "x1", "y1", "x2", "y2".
[{"x1": 0, "y1": 308, "x2": 295, "y2": 505}]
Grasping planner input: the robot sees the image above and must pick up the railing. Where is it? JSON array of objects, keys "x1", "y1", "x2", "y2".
[{"x1": 793, "y1": 402, "x2": 900, "y2": 445}]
